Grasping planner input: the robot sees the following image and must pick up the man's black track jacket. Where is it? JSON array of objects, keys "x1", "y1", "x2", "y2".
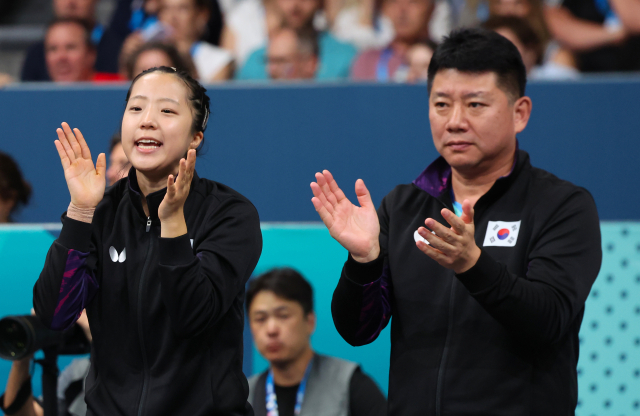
[{"x1": 332, "y1": 150, "x2": 602, "y2": 415}]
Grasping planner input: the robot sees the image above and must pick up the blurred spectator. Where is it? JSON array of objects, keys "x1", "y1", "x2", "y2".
[
  {"x1": 483, "y1": 15, "x2": 579, "y2": 78},
  {"x1": 0, "y1": 73, "x2": 14, "y2": 88},
  {"x1": 267, "y1": 28, "x2": 319, "y2": 80},
  {"x1": 351, "y1": 0, "x2": 434, "y2": 81},
  {"x1": 21, "y1": 0, "x2": 102, "y2": 82},
  {"x1": 44, "y1": 18, "x2": 97, "y2": 82},
  {"x1": 0, "y1": 152, "x2": 32, "y2": 223},
  {"x1": 237, "y1": 0, "x2": 357, "y2": 80},
  {"x1": 331, "y1": 0, "x2": 395, "y2": 50},
  {"x1": 483, "y1": 16, "x2": 541, "y2": 73},
  {"x1": 545, "y1": 0, "x2": 640, "y2": 72},
  {"x1": 246, "y1": 268, "x2": 387, "y2": 416},
  {"x1": 96, "y1": 0, "x2": 223, "y2": 74},
  {"x1": 221, "y1": 0, "x2": 284, "y2": 67},
  {"x1": 158, "y1": 0, "x2": 233, "y2": 81},
  {"x1": 106, "y1": 132, "x2": 131, "y2": 186},
  {"x1": 405, "y1": 41, "x2": 434, "y2": 82},
  {"x1": 122, "y1": 41, "x2": 197, "y2": 79}
]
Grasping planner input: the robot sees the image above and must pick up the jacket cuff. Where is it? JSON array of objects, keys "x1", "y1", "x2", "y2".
[
  {"x1": 158, "y1": 234, "x2": 194, "y2": 266},
  {"x1": 58, "y1": 216, "x2": 93, "y2": 252},
  {"x1": 455, "y1": 249, "x2": 502, "y2": 294},
  {"x1": 344, "y1": 253, "x2": 385, "y2": 286}
]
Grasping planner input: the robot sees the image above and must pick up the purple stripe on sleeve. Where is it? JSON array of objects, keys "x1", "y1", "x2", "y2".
[
  {"x1": 355, "y1": 265, "x2": 392, "y2": 344},
  {"x1": 51, "y1": 249, "x2": 99, "y2": 330}
]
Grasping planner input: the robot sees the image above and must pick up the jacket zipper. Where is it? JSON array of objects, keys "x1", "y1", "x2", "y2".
[
  {"x1": 435, "y1": 198, "x2": 456, "y2": 416},
  {"x1": 137, "y1": 216, "x2": 153, "y2": 416},
  {"x1": 435, "y1": 278, "x2": 456, "y2": 416}
]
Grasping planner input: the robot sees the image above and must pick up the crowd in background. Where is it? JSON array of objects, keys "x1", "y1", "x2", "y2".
[{"x1": 0, "y1": 0, "x2": 638, "y2": 86}]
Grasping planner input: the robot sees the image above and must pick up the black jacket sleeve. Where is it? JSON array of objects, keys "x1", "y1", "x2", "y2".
[
  {"x1": 157, "y1": 197, "x2": 262, "y2": 338},
  {"x1": 349, "y1": 368, "x2": 387, "y2": 416},
  {"x1": 33, "y1": 216, "x2": 100, "y2": 330},
  {"x1": 331, "y1": 195, "x2": 393, "y2": 346},
  {"x1": 456, "y1": 188, "x2": 602, "y2": 346}
]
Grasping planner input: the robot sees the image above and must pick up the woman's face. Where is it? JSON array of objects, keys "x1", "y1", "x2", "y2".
[{"x1": 121, "y1": 72, "x2": 202, "y2": 181}]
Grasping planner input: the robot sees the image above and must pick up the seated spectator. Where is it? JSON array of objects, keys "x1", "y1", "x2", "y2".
[
  {"x1": 267, "y1": 28, "x2": 319, "y2": 80},
  {"x1": 483, "y1": 15, "x2": 541, "y2": 74},
  {"x1": 485, "y1": 0, "x2": 580, "y2": 78},
  {"x1": 545, "y1": 0, "x2": 640, "y2": 72},
  {"x1": 331, "y1": 0, "x2": 395, "y2": 50},
  {"x1": 236, "y1": 0, "x2": 357, "y2": 80},
  {"x1": 246, "y1": 268, "x2": 387, "y2": 416},
  {"x1": 106, "y1": 132, "x2": 131, "y2": 186},
  {"x1": 122, "y1": 41, "x2": 197, "y2": 79},
  {"x1": 0, "y1": 311, "x2": 91, "y2": 416},
  {"x1": 21, "y1": 0, "x2": 103, "y2": 82},
  {"x1": 405, "y1": 41, "x2": 434, "y2": 82},
  {"x1": 351, "y1": 0, "x2": 434, "y2": 81},
  {"x1": 96, "y1": 0, "x2": 223, "y2": 74},
  {"x1": 158, "y1": 0, "x2": 233, "y2": 81},
  {"x1": 0, "y1": 152, "x2": 31, "y2": 223},
  {"x1": 44, "y1": 18, "x2": 98, "y2": 82},
  {"x1": 221, "y1": 0, "x2": 288, "y2": 68},
  {"x1": 483, "y1": 14, "x2": 578, "y2": 78}
]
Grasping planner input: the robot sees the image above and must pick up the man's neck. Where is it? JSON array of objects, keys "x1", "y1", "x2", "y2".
[
  {"x1": 451, "y1": 152, "x2": 515, "y2": 207},
  {"x1": 270, "y1": 347, "x2": 314, "y2": 387}
]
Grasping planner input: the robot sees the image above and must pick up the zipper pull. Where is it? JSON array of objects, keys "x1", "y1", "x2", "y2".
[{"x1": 146, "y1": 217, "x2": 152, "y2": 232}]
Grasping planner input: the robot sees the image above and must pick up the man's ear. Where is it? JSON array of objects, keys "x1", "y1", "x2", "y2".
[
  {"x1": 514, "y1": 96, "x2": 532, "y2": 134},
  {"x1": 190, "y1": 131, "x2": 204, "y2": 150},
  {"x1": 306, "y1": 311, "x2": 317, "y2": 335}
]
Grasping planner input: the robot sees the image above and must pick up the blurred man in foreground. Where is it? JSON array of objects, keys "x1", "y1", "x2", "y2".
[{"x1": 246, "y1": 268, "x2": 386, "y2": 416}]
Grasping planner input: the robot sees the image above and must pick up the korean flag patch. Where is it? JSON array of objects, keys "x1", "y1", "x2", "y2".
[{"x1": 483, "y1": 221, "x2": 521, "y2": 247}]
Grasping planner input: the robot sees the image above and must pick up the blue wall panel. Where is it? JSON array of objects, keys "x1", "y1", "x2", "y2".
[
  {"x1": 0, "y1": 78, "x2": 639, "y2": 224},
  {"x1": 1, "y1": 222, "x2": 639, "y2": 415}
]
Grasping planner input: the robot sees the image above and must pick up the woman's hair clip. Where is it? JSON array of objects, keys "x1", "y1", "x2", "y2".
[
  {"x1": 171, "y1": 67, "x2": 177, "y2": 71},
  {"x1": 202, "y1": 108, "x2": 209, "y2": 131}
]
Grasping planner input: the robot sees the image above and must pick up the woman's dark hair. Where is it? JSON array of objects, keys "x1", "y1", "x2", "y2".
[
  {"x1": 483, "y1": 16, "x2": 544, "y2": 66},
  {"x1": 125, "y1": 66, "x2": 211, "y2": 143},
  {"x1": 427, "y1": 28, "x2": 527, "y2": 101},
  {"x1": 246, "y1": 268, "x2": 314, "y2": 315},
  {"x1": 0, "y1": 152, "x2": 32, "y2": 222},
  {"x1": 125, "y1": 42, "x2": 197, "y2": 80}
]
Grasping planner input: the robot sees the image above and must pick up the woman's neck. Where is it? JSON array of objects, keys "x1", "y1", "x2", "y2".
[{"x1": 136, "y1": 170, "x2": 169, "y2": 197}]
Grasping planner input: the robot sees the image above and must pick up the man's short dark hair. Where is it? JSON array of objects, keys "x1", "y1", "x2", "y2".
[
  {"x1": 427, "y1": 28, "x2": 527, "y2": 100},
  {"x1": 46, "y1": 17, "x2": 95, "y2": 50},
  {"x1": 246, "y1": 268, "x2": 314, "y2": 315},
  {"x1": 108, "y1": 131, "x2": 122, "y2": 153}
]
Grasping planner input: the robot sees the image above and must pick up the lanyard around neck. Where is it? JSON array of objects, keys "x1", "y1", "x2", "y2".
[{"x1": 266, "y1": 358, "x2": 313, "y2": 416}]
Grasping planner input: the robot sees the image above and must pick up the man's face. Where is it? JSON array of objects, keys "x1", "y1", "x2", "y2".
[
  {"x1": 132, "y1": 49, "x2": 175, "y2": 79},
  {"x1": 45, "y1": 23, "x2": 96, "y2": 82},
  {"x1": 489, "y1": 0, "x2": 530, "y2": 18},
  {"x1": 267, "y1": 30, "x2": 316, "y2": 80},
  {"x1": 53, "y1": 0, "x2": 97, "y2": 19},
  {"x1": 429, "y1": 69, "x2": 530, "y2": 174},
  {"x1": 249, "y1": 291, "x2": 315, "y2": 366},
  {"x1": 159, "y1": 0, "x2": 208, "y2": 42},
  {"x1": 275, "y1": 0, "x2": 319, "y2": 30},
  {"x1": 383, "y1": 0, "x2": 433, "y2": 43},
  {"x1": 106, "y1": 143, "x2": 131, "y2": 186}
]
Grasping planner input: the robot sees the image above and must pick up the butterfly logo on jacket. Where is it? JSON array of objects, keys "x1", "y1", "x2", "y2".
[{"x1": 109, "y1": 246, "x2": 126, "y2": 263}]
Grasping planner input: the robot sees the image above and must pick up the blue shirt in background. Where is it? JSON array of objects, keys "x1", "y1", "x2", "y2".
[{"x1": 236, "y1": 32, "x2": 357, "y2": 81}]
